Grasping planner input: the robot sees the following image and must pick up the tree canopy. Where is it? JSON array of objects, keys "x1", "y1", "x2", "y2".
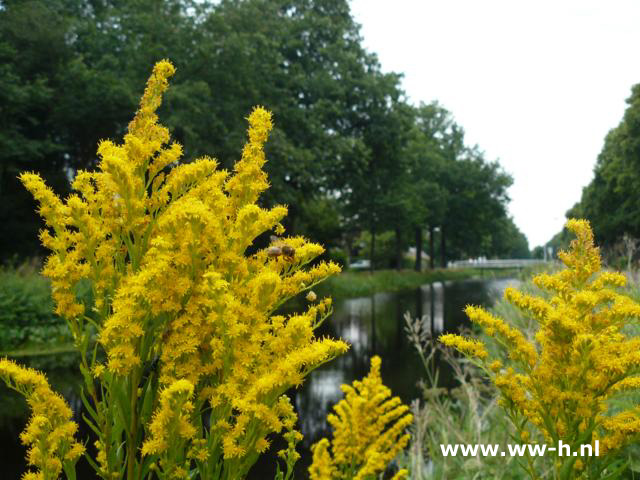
[
  {"x1": 553, "y1": 82, "x2": 640, "y2": 256},
  {"x1": 0, "y1": 0, "x2": 527, "y2": 264}
]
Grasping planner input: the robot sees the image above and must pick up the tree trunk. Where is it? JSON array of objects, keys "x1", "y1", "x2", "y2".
[
  {"x1": 395, "y1": 226, "x2": 403, "y2": 270},
  {"x1": 440, "y1": 226, "x2": 446, "y2": 268},
  {"x1": 371, "y1": 295, "x2": 377, "y2": 353},
  {"x1": 370, "y1": 229, "x2": 376, "y2": 272},
  {"x1": 624, "y1": 234, "x2": 637, "y2": 273},
  {"x1": 415, "y1": 227, "x2": 423, "y2": 272},
  {"x1": 429, "y1": 225, "x2": 435, "y2": 269},
  {"x1": 345, "y1": 236, "x2": 353, "y2": 268}
]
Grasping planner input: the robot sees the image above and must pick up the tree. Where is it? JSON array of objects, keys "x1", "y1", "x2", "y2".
[
  {"x1": 573, "y1": 83, "x2": 640, "y2": 247},
  {"x1": 329, "y1": 54, "x2": 410, "y2": 270},
  {"x1": 489, "y1": 216, "x2": 530, "y2": 258},
  {"x1": 0, "y1": 1, "x2": 76, "y2": 258},
  {"x1": 406, "y1": 103, "x2": 514, "y2": 265},
  {"x1": 403, "y1": 103, "x2": 455, "y2": 269},
  {"x1": 1, "y1": 0, "x2": 406, "y2": 260},
  {"x1": 1, "y1": 0, "x2": 522, "y2": 269}
]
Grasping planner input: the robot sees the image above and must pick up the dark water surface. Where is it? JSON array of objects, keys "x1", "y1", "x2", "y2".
[{"x1": 0, "y1": 276, "x2": 519, "y2": 479}]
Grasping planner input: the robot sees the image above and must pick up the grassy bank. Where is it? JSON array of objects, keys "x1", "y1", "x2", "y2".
[
  {"x1": 1, "y1": 343, "x2": 77, "y2": 358},
  {"x1": 2, "y1": 266, "x2": 520, "y2": 357},
  {"x1": 317, "y1": 267, "x2": 520, "y2": 299}
]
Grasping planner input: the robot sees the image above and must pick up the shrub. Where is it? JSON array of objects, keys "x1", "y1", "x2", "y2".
[{"x1": 0, "y1": 265, "x2": 71, "y2": 351}]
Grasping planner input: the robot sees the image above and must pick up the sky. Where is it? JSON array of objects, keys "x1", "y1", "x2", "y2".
[{"x1": 349, "y1": 0, "x2": 640, "y2": 249}]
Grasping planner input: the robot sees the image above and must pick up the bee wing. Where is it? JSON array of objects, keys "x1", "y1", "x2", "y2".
[{"x1": 270, "y1": 235, "x2": 281, "y2": 244}]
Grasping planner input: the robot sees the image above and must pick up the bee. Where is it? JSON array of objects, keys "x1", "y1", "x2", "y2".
[{"x1": 267, "y1": 235, "x2": 295, "y2": 260}]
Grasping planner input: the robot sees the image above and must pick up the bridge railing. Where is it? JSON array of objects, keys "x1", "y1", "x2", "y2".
[{"x1": 448, "y1": 259, "x2": 548, "y2": 269}]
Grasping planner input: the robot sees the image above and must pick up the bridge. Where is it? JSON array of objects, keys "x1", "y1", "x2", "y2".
[{"x1": 448, "y1": 259, "x2": 548, "y2": 269}]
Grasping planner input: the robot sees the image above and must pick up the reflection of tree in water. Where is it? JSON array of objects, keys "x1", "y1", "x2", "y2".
[
  {"x1": 296, "y1": 301, "x2": 375, "y2": 442},
  {"x1": 295, "y1": 277, "x2": 516, "y2": 447},
  {"x1": 293, "y1": 369, "x2": 344, "y2": 445}
]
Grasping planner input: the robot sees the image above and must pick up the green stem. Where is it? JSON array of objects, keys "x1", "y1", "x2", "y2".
[{"x1": 127, "y1": 370, "x2": 141, "y2": 480}]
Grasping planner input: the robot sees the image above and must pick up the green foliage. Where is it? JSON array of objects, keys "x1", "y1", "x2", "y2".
[
  {"x1": 404, "y1": 103, "x2": 520, "y2": 264},
  {"x1": 568, "y1": 82, "x2": 640, "y2": 250},
  {"x1": 0, "y1": 1, "x2": 74, "y2": 258},
  {"x1": 439, "y1": 151, "x2": 513, "y2": 261},
  {"x1": 325, "y1": 247, "x2": 348, "y2": 269},
  {"x1": 490, "y1": 216, "x2": 531, "y2": 259},
  {"x1": 0, "y1": 264, "x2": 70, "y2": 351},
  {"x1": 295, "y1": 196, "x2": 343, "y2": 251},
  {"x1": 355, "y1": 230, "x2": 397, "y2": 269},
  {"x1": 1, "y1": 0, "x2": 526, "y2": 268}
]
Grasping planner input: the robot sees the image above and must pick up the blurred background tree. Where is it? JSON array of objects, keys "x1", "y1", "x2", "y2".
[
  {"x1": 0, "y1": 0, "x2": 527, "y2": 265},
  {"x1": 545, "y1": 82, "x2": 639, "y2": 267}
]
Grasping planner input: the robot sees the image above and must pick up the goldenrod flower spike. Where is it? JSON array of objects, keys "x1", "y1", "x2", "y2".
[
  {"x1": 309, "y1": 356, "x2": 413, "y2": 479},
  {"x1": 440, "y1": 332, "x2": 489, "y2": 359},
  {"x1": 225, "y1": 106, "x2": 273, "y2": 210},
  {"x1": 128, "y1": 60, "x2": 176, "y2": 141},
  {"x1": 440, "y1": 219, "x2": 640, "y2": 478},
  {"x1": 0, "y1": 358, "x2": 85, "y2": 480},
  {"x1": 142, "y1": 380, "x2": 196, "y2": 479},
  {"x1": 21, "y1": 60, "x2": 349, "y2": 478}
]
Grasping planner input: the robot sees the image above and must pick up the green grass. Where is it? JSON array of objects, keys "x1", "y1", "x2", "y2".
[
  {"x1": 0, "y1": 343, "x2": 77, "y2": 358},
  {"x1": 1, "y1": 266, "x2": 520, "y2": 357},
  {"x1": 317, "y1": 267, "x2": 519, "y2": 299}
]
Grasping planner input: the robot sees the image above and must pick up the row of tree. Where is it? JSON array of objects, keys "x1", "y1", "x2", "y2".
[
  {"x1": 547, "y1": 82, "x2": 639, "y2": 267},
  {"x1": 0, "y1": 0, "x2": 529, "y2": 268}
]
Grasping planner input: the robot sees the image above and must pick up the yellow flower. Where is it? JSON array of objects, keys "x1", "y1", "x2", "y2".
[
  {"x1": 142, "y1": 380, "x2": 196, "y2": 457},
  {"x1": 439, "y1": 333, "x2": 489, "y2": 359},
  {"x1": 22, "y1": 59, "x2": 349, "y2": 478},
  {"x1": 309, "y1": 356, "x2": 412, "y2": 479},
  {"x1": 309, "y1": 439, "x2": 337, "y2": 480},
  {"x1": 142, "y1": 380, "x2": 196, "y2": 479},
  {"x1": 391, "y1": 469, "x2": 409, "y2": 480},
  {"x1": 0, "y1": 358, "x2": 84, "y2": 480},
  {"x1": 439, "y1": 219, "x2": 640, "y2": 476}
]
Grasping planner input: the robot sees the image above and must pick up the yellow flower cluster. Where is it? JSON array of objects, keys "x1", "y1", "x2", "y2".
[
  {"x1": 309, "y1": 356, "x2": 412, "y2": 480},
  {"x1": 0, "y1": 358, "x2": 84, "y2": 480},
  {"x1": 142, "y1": 380, "x2": 196, "y2": 479},
  {"x1": 440, "y1": 219, "x2": 640, "y2": 476},
  {"x1": 21, "y1": 59, "x2": 348, "y2": 478},
  {"x1": 439, "y1": 333, "x2": 488, "y2": 360}
]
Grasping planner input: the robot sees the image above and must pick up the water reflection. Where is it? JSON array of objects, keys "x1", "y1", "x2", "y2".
[
  {"x1": 420, "y1": 282, "x2": 444, "y2": 333},
  {"x1": 292, "y1": 277, "x2": 520, "y2": 450},
  {"x1": 0, "y1": 277, "x2": 519, "y2": 479}
]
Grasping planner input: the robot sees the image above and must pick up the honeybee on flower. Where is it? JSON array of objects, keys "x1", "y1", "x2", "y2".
[{"x1": 267, "y1": 234, "x2": 296, "y2": 260}]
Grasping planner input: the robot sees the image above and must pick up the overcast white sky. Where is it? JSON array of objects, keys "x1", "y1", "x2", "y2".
[{"x1": 349, "y1": 0, "x2": 640, "y2": 249}]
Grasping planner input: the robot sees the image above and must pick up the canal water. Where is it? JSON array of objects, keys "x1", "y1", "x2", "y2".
[{"x1": 0, "y1": 276, "x2": 519, "y2": 479}]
